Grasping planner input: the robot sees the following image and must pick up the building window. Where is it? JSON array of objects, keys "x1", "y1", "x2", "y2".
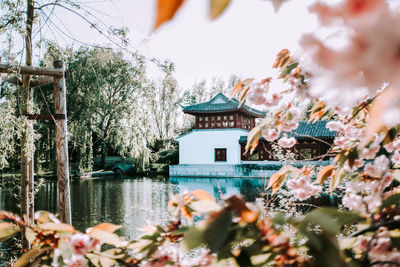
[
  {"x1": 224, "y1": 115, "x2": 227, "y2": 120},
  {"x1": 199, "y1": 117, "x2": 203, "y2": 121},
  {"x1": 217, "y1": 116, "x2": 221, "y2": 120},
  {"x1": 205, "y1": 117, "x2": 209, "y2": 121},
  {"x1": 215, "y1": 148, "x2": 227, "y2": 162},
  {"x1": 230, "y1": 115, "x2": 234, "y2": 120},
  {"x1": 211, "y1": 116, "x2": 215, "y2": 121}
]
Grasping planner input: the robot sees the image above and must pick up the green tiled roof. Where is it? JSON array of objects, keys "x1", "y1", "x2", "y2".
[
  {"x1": 239, "y1": 120, "x2": 336, "y2": 143},
  {"x1": 291, "y1": 121, "x2": 337, "y2": 139},
  {"x1": 182, "y1": 93, "x2": 266, "y2": 117}
]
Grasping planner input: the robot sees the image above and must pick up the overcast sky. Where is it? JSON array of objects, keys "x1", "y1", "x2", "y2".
[{"x1": 36, "y1": 0, "x2": 318, "y2": 88}]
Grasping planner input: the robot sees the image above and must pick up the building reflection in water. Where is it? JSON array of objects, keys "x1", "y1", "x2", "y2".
[{"x1": 0, "y1": 176, "x2": 264, "y2": 240}]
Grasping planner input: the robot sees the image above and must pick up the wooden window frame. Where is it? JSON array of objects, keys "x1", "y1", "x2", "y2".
[{"x1": 215, "y1": 148, "x2": 227, "y2": 162}]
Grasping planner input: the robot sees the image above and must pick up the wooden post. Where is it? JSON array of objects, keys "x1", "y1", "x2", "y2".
[{"x1": 53, "y1": 60, "x2": 72, "y2": 224}]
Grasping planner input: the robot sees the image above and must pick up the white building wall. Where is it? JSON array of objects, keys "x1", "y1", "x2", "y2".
[{"x1": 177, "y1": 129, "x2": 249, "y2": 165}]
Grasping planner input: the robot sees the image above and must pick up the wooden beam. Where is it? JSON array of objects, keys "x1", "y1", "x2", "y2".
[
  {"x1": 31, "y1": 76, "x2": 54, "y2": 87},
  {"x1": 53, "y1": 60, "x2": 72, "y2": 224},
  {"x1": 0, "y1": 64, "x2": 64, "y2": 78}
]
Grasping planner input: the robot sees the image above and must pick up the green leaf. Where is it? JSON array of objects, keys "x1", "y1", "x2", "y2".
[
  {"x1": 203, "y1": 209, "x2": 233, "y2": 252},
  {"x1": 302, "y1": 208, "x2": 361, "y2": 234},
  {"x1": 382, "y1": 193, "x2": 400, "y2": 208},
  {"x1": 173, "y1": 226, "x2": 190, "y2": 234},
  {"x1": 184, "y1": 228, "x2": 205, "y2": 250},
  {"x1": 281, "y1": 62, "x2": 298, "y2": 77},
  {"x1": 305, "y1": 232, "x2": 349, "y2": 267},
  {"x1": 141, "y1": 233, "x2": 160, "y2": 241},
  {"x1": 271, "y1": 213, "x2": 286, "y2": 226}
]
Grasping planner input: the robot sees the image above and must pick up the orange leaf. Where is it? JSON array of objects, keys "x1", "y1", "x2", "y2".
[
  {"x1": 267, "y1": 171, "x2": 286, "y2": 192},
  {"x1": 87, "y1": 223, "x2": 122, "y2": 234},
  {"x1": 245, "y1": 126, "x2": 262, "y2": 153},
  {"x1": 192, "y1": 189, "x2": 215, "y2": 201},
  {"x1": 316, "y1": 165, "x2": 334, "y2": 184},
  {"x1": 362, "y1": 88, "x2": 393, "y2": 145},
  {"x1": 273, "y1": 49, "x2": 290, "y2": 69},
  {"x1": 210, "y1": 0, "x2": 231, "y2": 19},
  {"x1": 250, "y1": 139, "x2": 259, "y2": 154},
  {"x1": 268, "y1": 166, "x2": 298, "y2": 194},
  {"x1": 238, "y1": 85, "x2": 250, "y2": 104},
  {"x1": 226, "y1": 195, "x2": 258, "y2": 223},
  {"x1": 259, "y1": 77, "x2": 272, "y2": 85},
  {"x1": 241, "y1": 78, "x2": 255, "y2": 85},
  {"x1": 154, "y1": 0, "x2": 185, "y2": 31},
  {"x1": 230, "y1": 81, "x2": 243, "y2": 99},
  {"x1": 309, "y1": 109, "x2": 325, "y2": 122},
  {"x1": 180, "y1": 205, "x2": 193, "y2": 222},
  {"x1": 241, "y1": 210, "x2": 258, "y2": 224}
]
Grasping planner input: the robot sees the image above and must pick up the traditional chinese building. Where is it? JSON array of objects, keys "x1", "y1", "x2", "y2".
[{"x1": 169, "y1": 93, "x2": 335, "y2": 177}]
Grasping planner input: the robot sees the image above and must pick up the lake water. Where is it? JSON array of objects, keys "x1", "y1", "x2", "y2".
[{"x1": 0, "y1": 176, "x2": 266, "y2": 240}]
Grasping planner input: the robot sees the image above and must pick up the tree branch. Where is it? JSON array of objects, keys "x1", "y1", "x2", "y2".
[{"x1": 350, "y1": 220, "x2": 400, "y2": 237}]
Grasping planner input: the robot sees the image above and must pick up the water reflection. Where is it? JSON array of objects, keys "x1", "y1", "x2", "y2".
[{"x1": 0, "y1": 176, "x2": 265, "y2": 240}]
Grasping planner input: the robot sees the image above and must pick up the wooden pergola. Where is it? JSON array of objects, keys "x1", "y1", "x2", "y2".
[{"x1": 0, "y1": 59, "x2": 71, "y2": 224}]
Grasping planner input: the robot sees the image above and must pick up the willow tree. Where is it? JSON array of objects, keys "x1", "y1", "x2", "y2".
[
  {"x1": 0, "y1": 0, "x2": 133, "y2": 248},
  {"x1": 46, "y1": 46, "x2": 148, "y2": 171}
]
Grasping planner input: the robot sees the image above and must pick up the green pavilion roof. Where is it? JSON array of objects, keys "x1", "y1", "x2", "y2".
[
  {"x1": 182, "y1": 93, "x2": 266, "y2": 118},
  {"x1": 239, "y1": 120, "x2": 337, "y2": 143}
]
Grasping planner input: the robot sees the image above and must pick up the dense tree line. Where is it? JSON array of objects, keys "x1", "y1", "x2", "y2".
[{"x1": 0, "y1": 44, "x2": 239, "y2": 175}]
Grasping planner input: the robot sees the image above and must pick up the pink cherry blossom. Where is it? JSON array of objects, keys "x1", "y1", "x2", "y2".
[
  {"x1": 360, "y1": 144, "x2": 380, "y2": 160},
  {"x1": 248, "y1": 86, "x2": 267, "y2": 105},
  {"x1": 299, "y1": 0, "x2": 400, "y2": 111},
  {"x1": 140, "y1": 245, "x2": 179, "y2": 267},
  {"x1": 392, "y1": 151, "x2": 400, "y2": 165},
  {"x1": 364, "y1": 155, "x2": 389, "y2": 178},
  {"x1": 286, "y1": 176, "x2": 321, "y2": 201},
  {"x1": 278, "y1": 135, "x2": 296, "y2": 148},
  {"x1": 343, "y1": 125, "x2": 364, "y2": 140},
  {"x1": 70, "y1": 233, "x2": 99, "y2": 256},
  {"x1": 309, "y1": 0, "x2": 387, "y2": 26},
  {"x1": 355, "y1": 227, "x2": 400, "y2": 265},
  {"x1": 383, "y1": 138, "x2": 400, "y2": 153},
  {"x1": 326, "y1": 121, "x2": 343, "y2": 132},
  {"x1": 282, "y1": 121, "x2": 299, "y2": 132},
  {"x1": 382, "y1": 172, "x2": 393, "y2": 189},
  {"x1": 334, "y1": 136, "x2": 351, "y2": 149},
  {"x1": 265, "y1": 93, "x2": 282, "y2": 107},
  {"x1": 65, "y1": 255, "x2": 88, "y2": 267},
  {"x1": 262, "y1": 128, "x2": 279, "y2": 142}
]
